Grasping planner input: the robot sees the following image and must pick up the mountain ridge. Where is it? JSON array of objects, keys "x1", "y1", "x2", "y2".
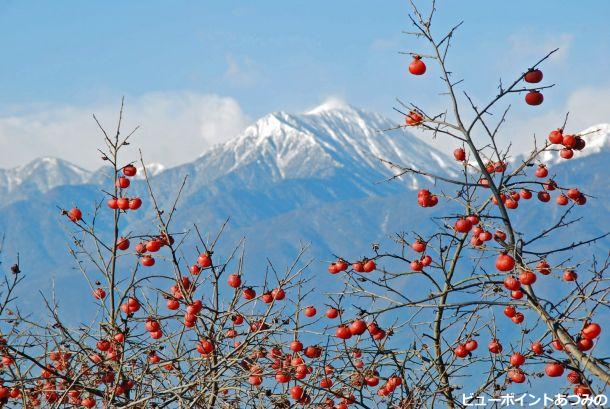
[
  {"x1": 0, "y1": 104, "x2": 608, "y2": 295},
  {"x1": 3, "y1": 104, "x2": 608, "y2": 197}
]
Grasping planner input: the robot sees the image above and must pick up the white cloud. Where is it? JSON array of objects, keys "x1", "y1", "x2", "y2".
[
  {"x1": 500, "y1": 86, "x2": 610, "y2": 149},
  {"x1": 0, "y1": 92, "x2": 250, "y2": 170}
]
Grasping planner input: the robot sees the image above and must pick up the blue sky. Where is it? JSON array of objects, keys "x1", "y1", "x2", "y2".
[{"x1": 1, "y1": 1, "x2": 609, "y2": 169}]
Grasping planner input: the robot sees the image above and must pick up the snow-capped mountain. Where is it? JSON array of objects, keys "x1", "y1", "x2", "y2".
[
  {"x1": 136, "y1": 162, "x2": 165, "y2": 178},
  {"x1": 0, "y1": 157, "x2": 166, "y2": 206},
  {"x1": 540, "y1": 123, "x2": 610, "y2": 163},
  {"x1": 203, "y1": 101, "x2": 455, "y2": 184},
  {"x1": 147, "y1": 102, "x2": 456, "y2": 201},
  {"x1": 0, "y1": 104, "x2": 608, "y2": 304},
  {"x1": 0, "y1": 157, "x2": 90, "y2": 195},
  {"x1": 0, "y1": 102, "x2": 453, "y2": 203}
]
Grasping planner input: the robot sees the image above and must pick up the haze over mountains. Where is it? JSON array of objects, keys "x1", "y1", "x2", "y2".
[{"x1": 0, "y1": 103, "x2": 608, "y2": 303}]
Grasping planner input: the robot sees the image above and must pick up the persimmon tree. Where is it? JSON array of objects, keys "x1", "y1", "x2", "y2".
[
  {"x1": 324, "y1": 1, "x2": 609, "y2": 408},
  {"x1": 0, "y1": 2, "x2": 608, "y2": 409}
]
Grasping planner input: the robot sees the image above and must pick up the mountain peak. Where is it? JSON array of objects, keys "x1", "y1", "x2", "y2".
[
  {"x1": 189, "y1": 103, "x2": 457, "y2": 190},
  {"x1": 29, "y1": 156, "x2": 88, "y2": 173},
  {"x1": 305, "y1": 98, "x2": 356, "y2": 115},
  {"x1": 0, "y1": 156, "x2": 91, "y2": 195},
  {"x1": 137, "y1": 163, "x2": 166, "y2": 178}
]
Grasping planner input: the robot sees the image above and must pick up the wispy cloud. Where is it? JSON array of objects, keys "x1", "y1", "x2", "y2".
[
  {"x1": 222, "y1": 55, "x2": 262, "y2": 87},
  {"x1": 0, "y1": 92, "x2": 250, "y2": 170},
  {"x1": 506, "y1": 31, "x2": 574, "y2": 64},
  {"x1": 370, "y1": 37, "x2": 398, "y2": 51}
]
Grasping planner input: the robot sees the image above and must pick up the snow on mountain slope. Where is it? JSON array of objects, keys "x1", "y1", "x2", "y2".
[
  {"x1": 3, "y1": 105, "x2": 607, "y2": 205},
  {"x1": 0, "y1": 104, "x2": 456, "y2": 213},
  {"x1": 172, "y1": 102, "x2": 457, "y2": 193},
  {"x1": 0, "y1": 106, "x2": 608, "y2": 300},
  {"x1": 0, "y1": 157, "x2": 90, "y2": 195},
  {"x1": 137, "y1": 162, "x2": 166, "y2": 178},
  {"x1": 540, "y1": 123, "x2": 610, "y2": 163},
  {"x1": 581, "y1": 123, "x2": 610, "y2": 154}
]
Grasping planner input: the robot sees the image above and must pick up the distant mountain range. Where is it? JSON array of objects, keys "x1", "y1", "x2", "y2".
[{"x1": 0, "y1": 102, "x2": 608, "y2": 308}]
